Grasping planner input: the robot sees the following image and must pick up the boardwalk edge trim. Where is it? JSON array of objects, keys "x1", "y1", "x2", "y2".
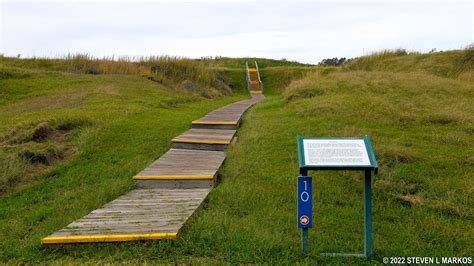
[
  {"x1": 192, "y1": 121, "x2": 239, "y2": 125},
  {"x1": 133, "y1": 175, "x2": 214, "y2": 180},
  {"x1": 171, "y1": 139, "x2": 231, "y2": 145},
  {"x1": 41, "y1": 232, "x2": 177, "y2": 244}
]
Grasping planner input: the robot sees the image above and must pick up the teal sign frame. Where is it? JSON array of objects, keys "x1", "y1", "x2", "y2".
[
  {"x1": 296, "y1": 135, "x2": 378, "y2": 259},
  {"x1": 297, "y1": 135, "x2": 378, "y2": 174}
]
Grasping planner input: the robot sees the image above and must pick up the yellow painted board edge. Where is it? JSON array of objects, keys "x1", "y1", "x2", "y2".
[
  {"x1": 41, "y1": 232, "x2": 177, "y2": 244},
  {"x1": 250, "y1": 91, "x2": 263, "y2": 94},
  {"x1": 133, "y1": 175, "x2": 214, "y2": 180},
  {"x1": 192, "y1": 121, "x2": 238, "y2": 125},
  {"x1": 172, "y1": 139, "x2": 231, "y2": 145}
]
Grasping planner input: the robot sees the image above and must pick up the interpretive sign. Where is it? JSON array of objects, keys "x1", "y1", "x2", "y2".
[
  {"x1": 296, "y1": 135, "x2": 378, "y2": 259},
  {"x1": 297, "y1": 136, "x2": 377, "y2": 173}
]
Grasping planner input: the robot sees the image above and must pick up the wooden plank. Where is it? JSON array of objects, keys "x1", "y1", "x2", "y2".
[
  {"x1": 192, "y1": 96, "x2": 263, "y2": 125},
  {"x1": 171, "y1": 142, "x2": 227, "y2": 151},
  {"x1": 134, "y1": 179, "x2": 213, "y2": 189},
  {"x1": 41, "y1": 188, "x2": 210, "y2": 244},
  {"x1": 171, "y1": 129, "x2": 236, "y2": 151},
  {"x1": 172, "y1": 129, "x2": 236, "y2": 142},
  {"x1": 134, "y1": 149, "x2": 225, "y2": 187}
]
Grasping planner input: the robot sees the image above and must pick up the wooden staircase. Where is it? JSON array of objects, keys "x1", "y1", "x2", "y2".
[{"x1": 246, "y1": 61, "x2": 263, "y2": 94}]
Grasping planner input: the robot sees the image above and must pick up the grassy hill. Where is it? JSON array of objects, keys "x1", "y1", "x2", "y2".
[
  {"x1": 215, "y1": 48, "x2": 473, "y2": 263},
  {"x1": 0, "y1": 50, "x2": 472, "y2": 263},
  {"x1": 203, "y1": 56, "x2": 313, "y2": 69},
  {"x1": 345, "y1": 48, "x2": 474, "y2": 79},
  {"x1": 0, "y1": 55, "x2": 246, "y2": 195}
]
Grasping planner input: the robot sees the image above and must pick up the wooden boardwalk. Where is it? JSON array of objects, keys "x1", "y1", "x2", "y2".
[
  {"x1": 42, "y1": 91, "x2": 265, "y2": 244},
  {"x1": 192, "y1": 95, "x2": 264, "y2": 129}
]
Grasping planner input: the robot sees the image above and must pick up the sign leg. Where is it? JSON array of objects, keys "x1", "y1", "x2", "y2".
[
  {"x1": 301, "y1": 227, "x2": 309, "y2": 254},
  {"x1": 363, "y1": 170, "x2": 373, "y2": 259}
]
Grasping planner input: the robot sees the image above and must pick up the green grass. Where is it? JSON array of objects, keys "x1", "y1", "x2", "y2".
[
  {"x1": 204, "y1": 57, "x2": 314, "y2": 69},
  {"x1": 0, "y1": 96, "x2": 246, "y2": 261},
  {"x1": 188, "y1": 51, "x2": 473, "y2": 263},
  {"x1": 1, "y1": 54, "x2": 233, "y2": 98},
  {"x1": 345, "y1": 48, "x2": 474, "y2": 79},
  {"x1": 0, "y1": 55, "x2": 258, "y2": 194},
  {"x1": 1, "y1": 51, "x2": 472, "y2": 263},
  {"x1": 260, "y1": 66, "x2": 320, "y2": 95},
  {"x1": 0, "y1": 55, "x2": 300, "y2": 263}
]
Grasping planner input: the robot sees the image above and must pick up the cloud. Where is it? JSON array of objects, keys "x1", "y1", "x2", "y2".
[{"x1": 1, "y1": 1, "x2": 472, "y2": 63}]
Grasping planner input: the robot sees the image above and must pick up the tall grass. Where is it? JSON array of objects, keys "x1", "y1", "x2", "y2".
[
  {"x1": 63, "y1": 54, "x2": 219, "y2": 82},
  {"x1": 344, "y1": 49, "x2": 409, "y2": 71},
  {"x1": 139, "y1": 55, "x2": 218, "y2": 85},
  {"x1": 344, "y1": 47, "x2": 474, "y2": 78},
  {"x1": 64, "y1": 54, "x2": 149, "y2": 75},
  {"x1": 25, "y1": 53, "x2": 232, "y2": 97}
]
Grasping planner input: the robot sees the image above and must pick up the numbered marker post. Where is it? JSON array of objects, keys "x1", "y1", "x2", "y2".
[{"x1": 297, "y1": 175, "x2": 312, "y2": 253}]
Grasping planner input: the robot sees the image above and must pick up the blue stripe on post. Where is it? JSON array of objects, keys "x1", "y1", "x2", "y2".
[{"x1": 297, "y1": 176, "x2": 313, "y2": 228}]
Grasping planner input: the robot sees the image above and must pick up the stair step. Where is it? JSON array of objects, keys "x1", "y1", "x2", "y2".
[
  {"x1": 171, "y1": 128, "x2": 236, "y2": 151},
  {"x1": 133, "y1": 149, "x2": 225, "y2": 189},
  {"x1": 41, "y1": 188, "x2": 210, "y2": 244}
]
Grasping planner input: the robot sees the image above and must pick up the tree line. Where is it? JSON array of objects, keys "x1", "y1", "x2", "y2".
[{"x1": 318, "y1": 57, "x2": 352, "y2": 66}]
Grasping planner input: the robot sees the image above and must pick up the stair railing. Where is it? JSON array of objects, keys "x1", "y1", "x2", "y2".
[
  {"x1": 255, "y1": 61, "x2": 263, "y2": 91},
  {"x1": 245, "y1": 61, "x2": 251, "y2": 91}
]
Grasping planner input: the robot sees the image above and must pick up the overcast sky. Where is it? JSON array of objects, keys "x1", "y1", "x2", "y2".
[{"x1": 0, "y1": 0, "x2": 472, "y2": 64}]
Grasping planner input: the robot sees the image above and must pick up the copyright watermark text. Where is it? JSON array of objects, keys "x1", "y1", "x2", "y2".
[{"x1": 383, "y1": 257, "x2": 472, "y2": 264}]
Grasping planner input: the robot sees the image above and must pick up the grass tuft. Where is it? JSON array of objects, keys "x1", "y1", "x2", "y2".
[
  {"x1": 0, "y1": 156, "x2": 28, "y2": 194},
  {"x1": 0, "y1": 119, "x2": 86, "y2": 194},
  {"x1": 439, "y1": 133, "x2": 465, "y2": 145},
  {"x1": 17, "y1": 142, "x2": 66, "y2": 165},
  {"x1": 377, "y1": 145, "x2": 419, "y2": 167}
]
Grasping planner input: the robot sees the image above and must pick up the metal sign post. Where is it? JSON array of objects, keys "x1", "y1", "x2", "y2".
[
  {"x1": 363, "y1": 169, "x2": 373, "y2": 258},
  {"x1": 296, "y1": 135, "x2": 378, "y2": 259}
]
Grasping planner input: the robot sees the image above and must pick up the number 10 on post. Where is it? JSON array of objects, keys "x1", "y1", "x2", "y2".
[
  {"x1": 297, "y1": 176, "x2": 313, "y2": 228},
  {"x1": 297, "y1": 175, "x2": 312, "y2": 253}
]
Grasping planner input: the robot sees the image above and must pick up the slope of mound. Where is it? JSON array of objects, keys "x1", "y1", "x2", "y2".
[{"x1": 345, "y1": 48, "x2": 473, "y2": 79}]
